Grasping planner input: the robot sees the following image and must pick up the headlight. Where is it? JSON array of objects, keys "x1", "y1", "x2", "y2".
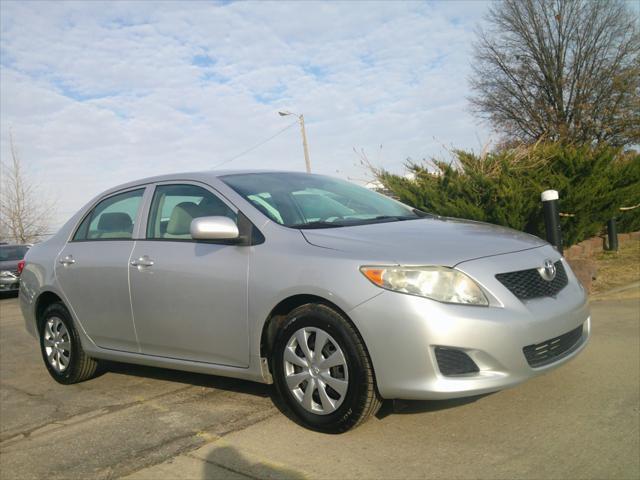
[{"x1": 360, "y1": 266, "x2": 489, "y2": 306}]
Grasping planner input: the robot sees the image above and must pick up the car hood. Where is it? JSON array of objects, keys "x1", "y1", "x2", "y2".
[{"x1": 301, "y1": 217, "x2": 547, "y2": 266}]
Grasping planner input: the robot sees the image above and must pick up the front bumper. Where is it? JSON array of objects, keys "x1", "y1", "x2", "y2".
[{"x1": 349, "y1": 251, "x2": 590, "y2": 400}]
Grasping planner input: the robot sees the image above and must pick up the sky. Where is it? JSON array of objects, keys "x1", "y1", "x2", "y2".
[{"x1": 1, "y1": 0, "x2": 492, "y2": 230}]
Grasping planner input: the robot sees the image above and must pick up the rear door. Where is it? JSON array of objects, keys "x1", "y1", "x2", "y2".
[
  {"x1": 129, "y1": 182, "x2": 250, "y2": 367},
  {"x1": 55, "y1": 187, "x2": 147, "y2": 352}
]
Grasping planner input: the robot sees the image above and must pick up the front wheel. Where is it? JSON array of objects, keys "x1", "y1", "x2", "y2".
[{"x1": 272, "y1": 304, "x2": 381, "y2": 433}]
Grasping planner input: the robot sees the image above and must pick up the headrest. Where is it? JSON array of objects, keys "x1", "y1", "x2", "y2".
[
  {"x1": 97, "y1": 212, "x2": 133, "y2": 233},
  {"x1": 166, "y1": 202, "x2": 201, "y2": 235},
  {"x1": 199, "y1": 197, "x2": 230, "y2": 217}
]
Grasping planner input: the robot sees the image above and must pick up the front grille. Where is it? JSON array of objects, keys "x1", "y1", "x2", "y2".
[
  {"x1": 523, "y1": 325, "x2": 583, "y2": 368},
  {"x1": 496, "y1": 261, "x2": 568, "y2": 300},
  {"x1": 435, "y1": 347, "x2": 479, "y2": 376}
]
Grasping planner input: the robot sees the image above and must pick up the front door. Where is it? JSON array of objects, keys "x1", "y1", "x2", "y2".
[
  {"x1": 129, "y1": 183, "x2": 250, "y2": 367},
  {"x1": 55, "y1": 187, "x2": 146, "y2": 352}
]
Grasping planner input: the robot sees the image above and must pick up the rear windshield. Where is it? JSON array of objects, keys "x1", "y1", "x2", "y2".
[{"x1": 0, "y1": 245, "x2": 29, "y2": 261}]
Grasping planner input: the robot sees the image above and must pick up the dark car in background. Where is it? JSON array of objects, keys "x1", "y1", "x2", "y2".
[{"x1": 0, "y1": 244, "x2": 30, "y2": 295}]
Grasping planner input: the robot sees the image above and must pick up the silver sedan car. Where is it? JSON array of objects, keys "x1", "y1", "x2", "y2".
[{"x1": 19, "y1": 171, "x2": 590, "y2": 432}]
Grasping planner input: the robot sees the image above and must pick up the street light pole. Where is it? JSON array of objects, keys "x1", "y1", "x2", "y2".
[
  {"x1": 279, "y1": 111, "x2": 311, "y2": 173},
  {"x1": 298, "y1": 114, "x2": 311, "y2": 173}
]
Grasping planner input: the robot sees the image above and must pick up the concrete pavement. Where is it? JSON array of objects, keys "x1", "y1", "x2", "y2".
[{"x1": 1, "y1": 294, "x2": 638, "y2": 479}]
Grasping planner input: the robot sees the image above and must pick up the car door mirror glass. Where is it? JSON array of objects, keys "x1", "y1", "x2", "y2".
[{"x1": 190, "y1": 216, "x2": 240, "y2": 240}]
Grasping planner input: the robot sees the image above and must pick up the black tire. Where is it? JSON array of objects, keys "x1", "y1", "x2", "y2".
[
  {"x1": 39, "y1": 302, "x2": 98, "y2": 384},
  {"x1": 272, "y1": 303, "x2": 381, "y2": 433}
]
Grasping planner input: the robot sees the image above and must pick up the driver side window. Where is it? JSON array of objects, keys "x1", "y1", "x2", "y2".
[{"x1": 147, "y1": 184, "x2": 236, "y2": 240}]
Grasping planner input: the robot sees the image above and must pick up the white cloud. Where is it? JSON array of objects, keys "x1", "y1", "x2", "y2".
[{"x1": 1, "y1": 0, "x2": 491, "y2": 230}]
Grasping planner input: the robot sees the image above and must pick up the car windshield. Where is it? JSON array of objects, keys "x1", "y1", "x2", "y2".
[
  {"x1": 221, "y1": 172, "x2": 426, "y2": 229},
  {"x1": 0, "y1": 245, "x2": 29, "y2": 261}
]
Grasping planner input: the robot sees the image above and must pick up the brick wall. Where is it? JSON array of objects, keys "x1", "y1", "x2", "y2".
[{"x1": 564, "y1": 231, "x2": 640, "y2": 260}]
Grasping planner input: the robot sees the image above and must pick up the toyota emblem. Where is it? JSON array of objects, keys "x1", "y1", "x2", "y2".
[{"x1": 538, "y1": 259, "x2": 557, "y2": 281}]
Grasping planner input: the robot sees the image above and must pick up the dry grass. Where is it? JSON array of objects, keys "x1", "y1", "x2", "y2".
[{"x1": 590, "y1": 239, "x2": 640, "y2": 296}]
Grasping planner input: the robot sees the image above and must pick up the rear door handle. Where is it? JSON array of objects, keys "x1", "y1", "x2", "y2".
[
  {"x1": 58, "y1": 255, "x2": 75, "y2": 266},
  {"x1": 131, "y1": 256, "x2": 154, "y2": 268}
]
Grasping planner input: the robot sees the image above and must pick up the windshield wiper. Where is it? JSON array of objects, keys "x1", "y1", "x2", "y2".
[
  {"x1": 372, "y1": 215, "x2": 420, "y2": 222},
  {"x1": 412, "y1": 208, "x2": 435, "y2": 218},
  {"x1": 291, "y1": 215, "x2": 420, "y2": 229},
  {"x1": 290, "y1": 221, "x2": 349, "y2": 229}
]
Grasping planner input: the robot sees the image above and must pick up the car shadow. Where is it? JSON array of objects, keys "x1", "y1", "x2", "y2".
[
  {"x1": 98, "y1": 361, "x2": 271, "y2": 398},
  {"x1": 375, "y1": 393, "x2": 493, "y2": 419},
  {"x1": 98, "y1": 361, "x2": 492, "y2": 430}
]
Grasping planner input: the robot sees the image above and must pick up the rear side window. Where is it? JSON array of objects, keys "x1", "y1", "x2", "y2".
[
  {"x1": 147, "y1": 184, "x2": 236, "y2": 240},
  {"x1": 73, "y1": 189, "x2": 145, "y2": 241}
]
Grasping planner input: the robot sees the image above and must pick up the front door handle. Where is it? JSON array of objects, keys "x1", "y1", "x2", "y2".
[
  {"x1": 58, "y1": 255, "x2": 75, "y2": 266},
  {"x1": 131, "y1": 256, "x2": 154, "y2": 268}
]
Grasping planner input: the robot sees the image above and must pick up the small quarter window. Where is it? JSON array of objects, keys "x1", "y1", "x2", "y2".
[
  {"x1": 147, "y1": 184, "x2": 236, "y2": 240},
  {"x1": 73, "y1": 189, "x2": 144, "y2": 241}
]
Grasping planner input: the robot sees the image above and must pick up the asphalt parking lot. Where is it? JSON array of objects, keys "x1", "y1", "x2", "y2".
[{"x1": 1, "y1": 293, "x2": 638, "y2": 480}]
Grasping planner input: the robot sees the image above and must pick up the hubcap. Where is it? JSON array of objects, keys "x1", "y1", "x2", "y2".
[
  {"x1": 283, "y1": 327, "x2": 348, "y2": 415},
  {"x1": 43, "y1": 317, "x2": 71, "y2": 373}
]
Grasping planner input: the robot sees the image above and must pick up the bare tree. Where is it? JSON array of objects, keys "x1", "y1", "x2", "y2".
[
  {"x1": 470, "y1": 0, "x2": 639, "y2": 146},
  {"x1": 0, "y1": 132, "x2": 53, "y2": 243}
]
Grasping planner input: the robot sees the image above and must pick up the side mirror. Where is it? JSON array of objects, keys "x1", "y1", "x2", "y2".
[{"x1": 190, "y1": 216, "x2": 240, "y2": 241}]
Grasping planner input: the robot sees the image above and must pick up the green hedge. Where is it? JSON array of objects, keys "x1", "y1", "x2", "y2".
[{"x1": 375, "y1": 143, "x2": 640, "y2": 247}]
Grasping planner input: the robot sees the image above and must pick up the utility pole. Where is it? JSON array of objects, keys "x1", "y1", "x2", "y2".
[{"x1": 279, "y1": 111, "x2": 311, "y2": 173}]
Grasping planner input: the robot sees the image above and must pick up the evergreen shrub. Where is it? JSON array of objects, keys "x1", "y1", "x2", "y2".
[{"x1": 375, "y1": 143, "x2": 639, "y2": 247}]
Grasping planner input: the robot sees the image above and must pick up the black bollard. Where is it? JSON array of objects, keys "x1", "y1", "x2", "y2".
[
  {"x1": 607, "y1": 218, "x2": 618, "y2": 251},
  {"x1": 541, "y1": 190, "x2": 563, "y2": 254}
]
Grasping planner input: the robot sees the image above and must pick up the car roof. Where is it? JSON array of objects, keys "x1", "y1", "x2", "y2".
[{"x1": 103, "y1": 169, "x2": 313, "y2": 194}]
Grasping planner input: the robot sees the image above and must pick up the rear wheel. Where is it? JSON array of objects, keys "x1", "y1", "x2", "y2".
[
  {"x1": 272, "y1": 303, "x2": 381, "y2": 433},
  {"x1": 39, "y1": 302, "x2": 98, "y2": 384}
]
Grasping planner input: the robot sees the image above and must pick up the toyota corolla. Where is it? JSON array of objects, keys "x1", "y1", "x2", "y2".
[{"x1": 19, "y1": 171, "x2": 590, "y2": 432}]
